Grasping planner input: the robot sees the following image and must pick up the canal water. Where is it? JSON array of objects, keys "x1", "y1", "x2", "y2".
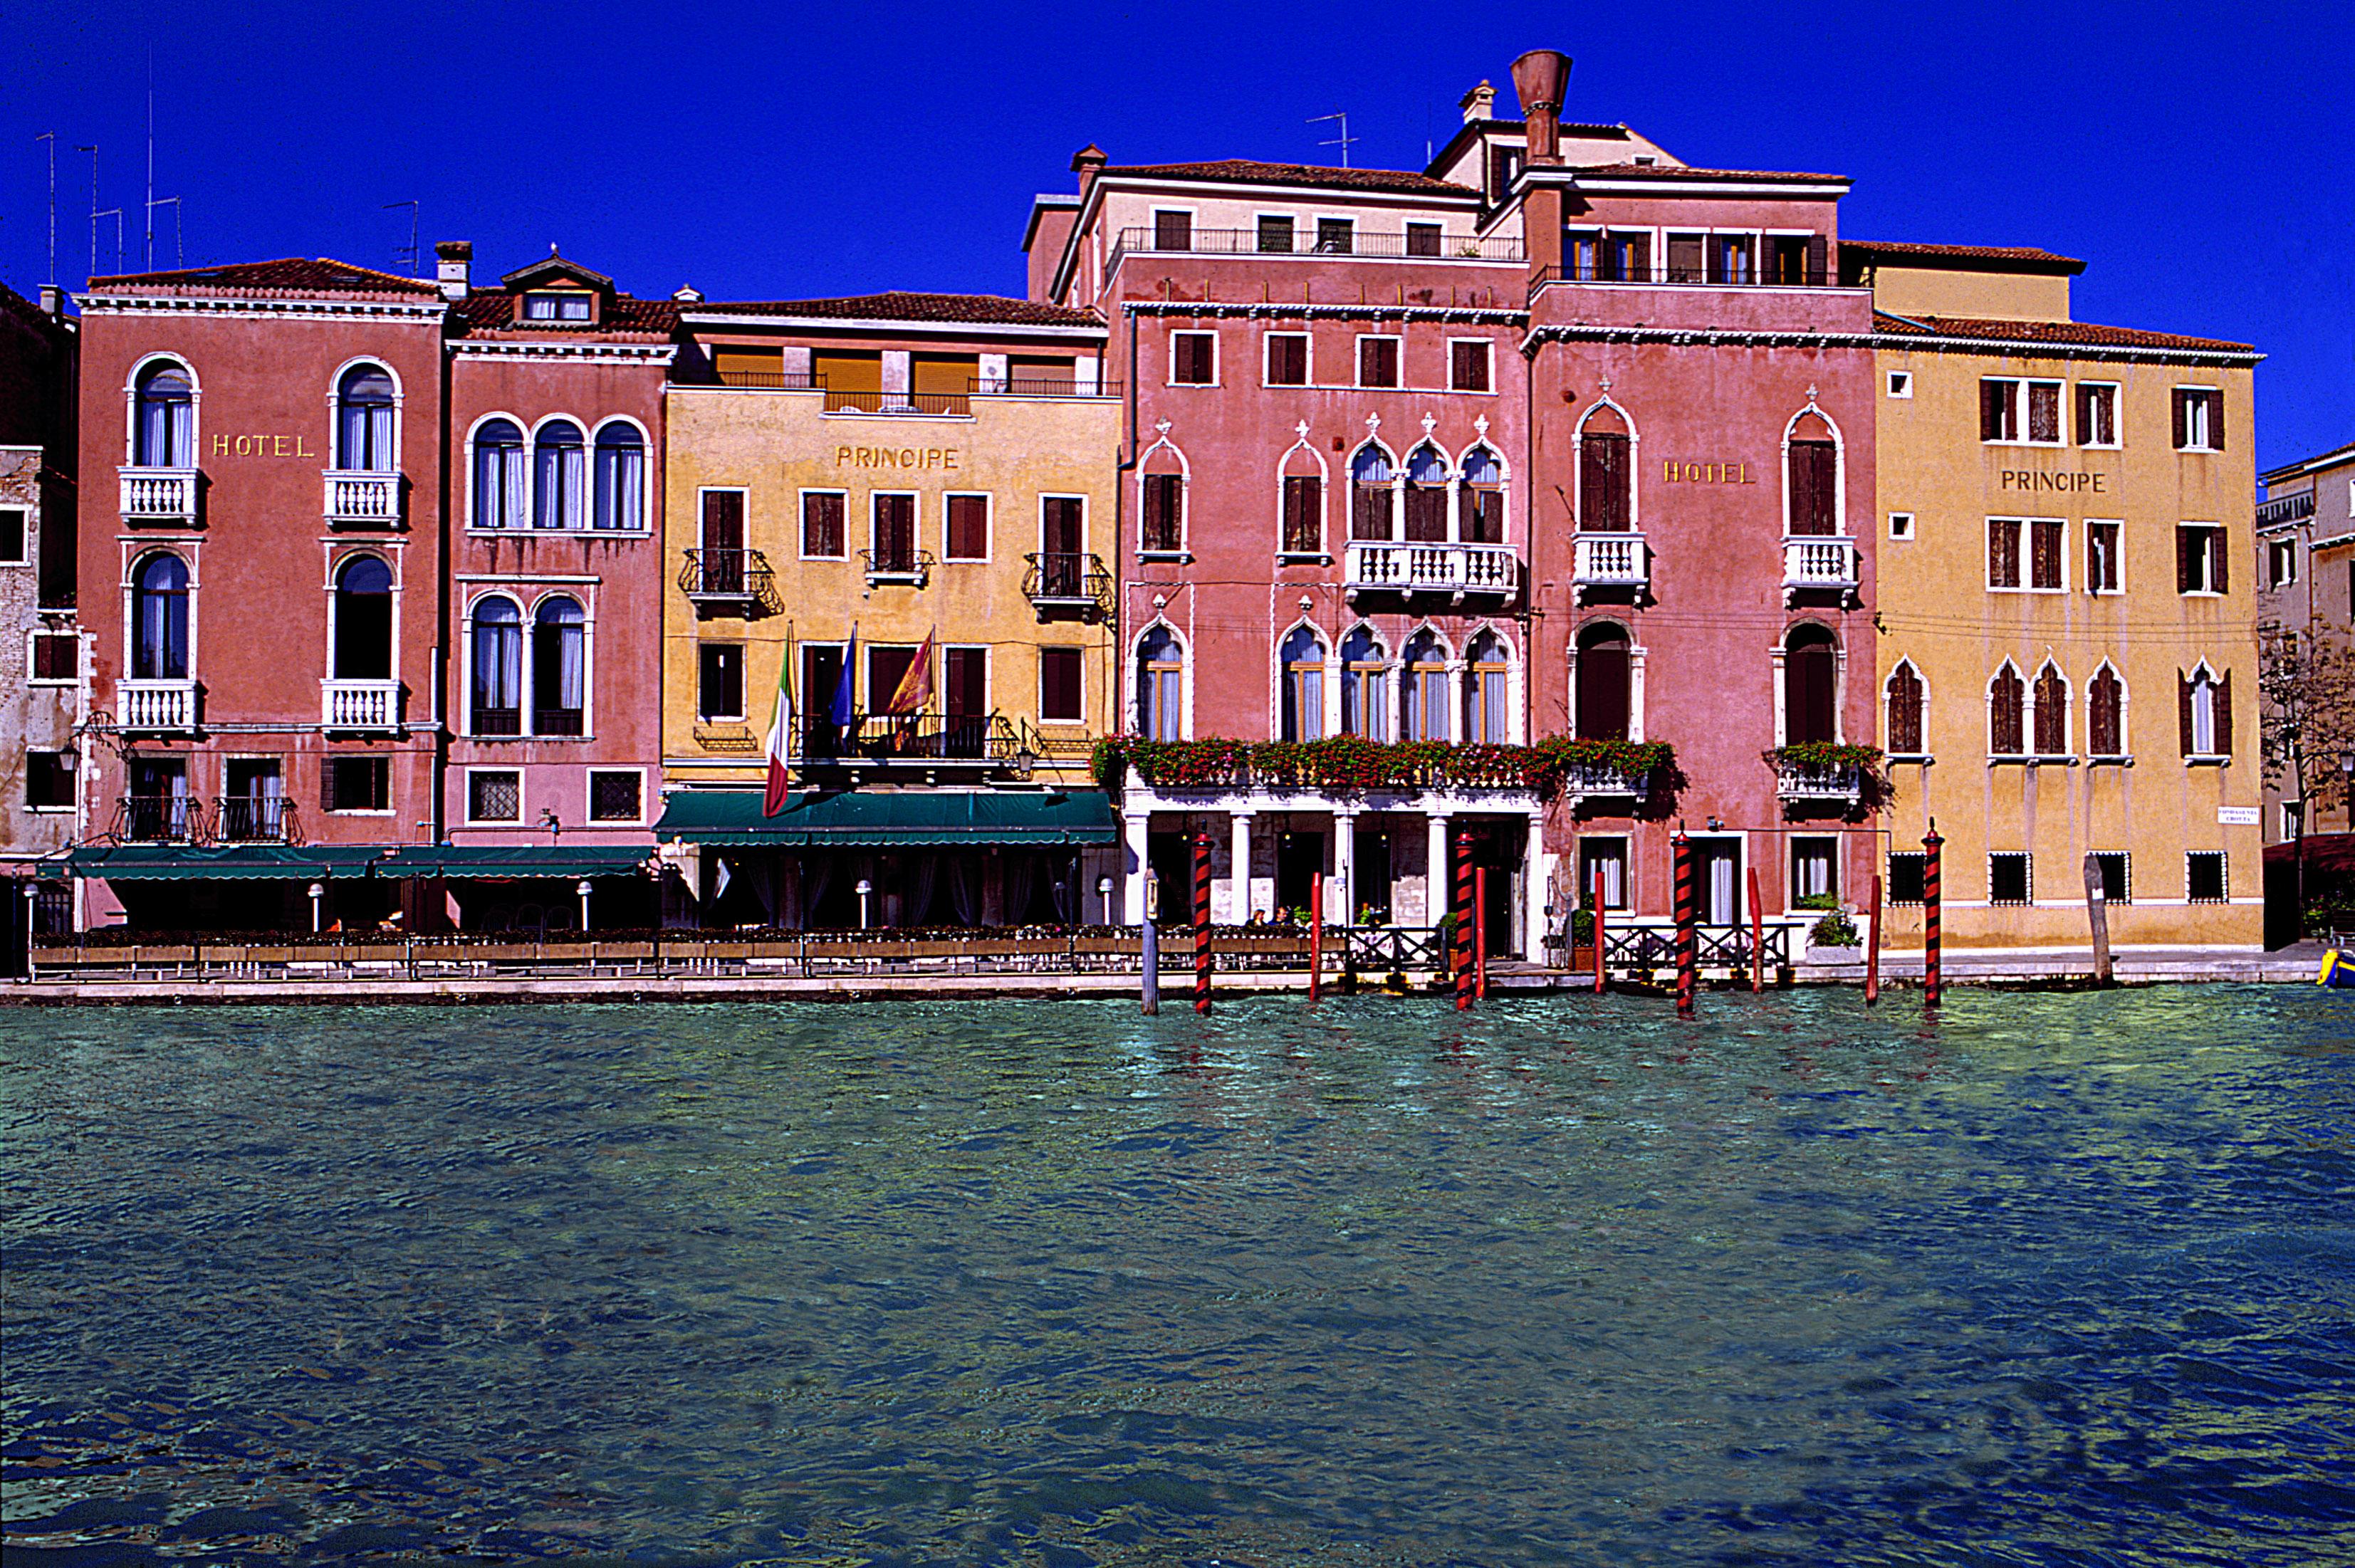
[{"x1": 4, "y1": 989, "x2": 2351, "y2": 1565}]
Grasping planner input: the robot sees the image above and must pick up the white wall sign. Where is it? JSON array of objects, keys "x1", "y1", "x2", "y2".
[{"x1": 2217, "y1": 806, "x2": 2260, "y2": 826}]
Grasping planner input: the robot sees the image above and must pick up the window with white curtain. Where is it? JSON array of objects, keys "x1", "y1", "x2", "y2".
[
  {"x1": 592, "y1": 422, "x2": 644, "y2": 531},
  {"x1": 1137, "y1": 627, "x2": 1184, "y2": 741},
  {"x1": 532, "y1": 597, "x2": 587, "y2": 735},
  {"x1": 131, "y1": 553, "x2": 190, "y2": 679},
  {"x1": 1340, "y1": 627, "x2": 1389, "y2": 740},
  {"x1": 533, "y1": 419, "x2": 586, "y2": 530},
  {"x1": 134, "y1": 362, "x2": 194, "y2": 467},
  {"x1": 470, "y1": 597, "x2": 523, "y2": 734},
  {"x1": 1279, "y1": 626, "x2": 1325, "y2": 742},
  {"x1": 335, "y1": 365, "x2": 397, "y2": 471},
  {"x1": 473, "y1": 419, "x2": 526, "y2": 529},
  {"x1": 1401, "y1": 632, "x2": 1449, "y2": 742},
  {"x1": 1464, "y1": 632, "x2": 1510, "y2": 743}
]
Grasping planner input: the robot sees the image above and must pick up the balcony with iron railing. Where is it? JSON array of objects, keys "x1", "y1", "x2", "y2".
[
  {"x1": 533, "y1": 707, "x2": 586, "y2": 738},
  {"x1": 1572, "y1": 533, "x2": 1650, "y2": 597},
  {"x1": 707, "y1": 368, "x2": 1118, "y2": 402},
  {"x1": 1781, "y1": 537, "x2": 1861, "y2": 604},
  {"x1": 797, "y1": 711, "x2": 1039, "y2": 770},
  {"x1": 118, "y1": 677, "x2": 199, "y2": 732},
  {"x1": 323, "y1": 470, "x2": 403, "y2": 528},
  {"x1": 1344, "y1": 540, "x2": 1518, "y2": 601},
  {"x1": 825, "y1": 389, "x2": 971, "y2": 418},
  {"x1": 862, "y1": 547, "x2": 935, "y2": 587},
  {"x1": 1528, "y1": 261, "x2": 1839, "y2": 292},
  {"x1": 679, "y1": 548, "x2": 777, "y2": 615},
  {"x1": 321, "y1": 678, "x2": 402, "y2": 731},
  {"x1": 1775, "y1": 762, "x2": 1864, "y2": 803},
  {"x1": 119, "y1": 468, "x2": 199, "y2": 525},
  {"x1": 216, "y1": 795, "x2": 299, "y2": 844},
  {"x1": 117, "y1": 793, "x2": 198, "y2": 843},
  {"x1": 1022, "y1": 551, "x2": 1112, "y2": 618},
  {"x1": 1561, "y1": 759, "x2": 1651, "y2": 802},
  {"x1": 711, "y1": 368, "x2": 827, "y2": 390},
  {"x1": 1112, "y1": 226, "x2": 1525, "y2": 266},
  {"x1": 2257, "y1": 491, "x2": 2316, "y2": 528}
]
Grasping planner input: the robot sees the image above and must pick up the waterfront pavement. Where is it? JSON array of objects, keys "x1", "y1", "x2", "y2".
[{"x1": 2, "y1": 944, "x2": 2331, "y2": 1005}]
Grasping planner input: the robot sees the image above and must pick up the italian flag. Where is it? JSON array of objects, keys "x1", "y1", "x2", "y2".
[{"x1": 763, "y1": 627, "x2": 795, "y2": 817}]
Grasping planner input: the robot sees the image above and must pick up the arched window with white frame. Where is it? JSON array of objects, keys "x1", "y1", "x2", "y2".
[
  {"x1": 132, "y1": 360, "x2": 194, "y2": 468},
  {"x1": 1460, "y1": 444, "x2": 1507, "y2": 543},
  {"x1": 1885, "y1": 659, "x2": 1925, "y2": 755},
  {"x1": 1575, "y1": 622, "x2": 1633, "y2": 741},
  {"x1": 2089, "y1": 663, "x2": 2126, "y2": 758},
  {"x1": 130, "y1": 552, "x2": 191, "y2": 679},
  {"x1": 1463, "y1": 629, "x2": 1512, "y2": 744},
  {"x1": 1349, "y1": 444, "x2": 1396, "y2": 541},
  {"x1": 1989, "y1": 660, "x2": 2026, "y2": 758},
  {"x1": 533, "y1": 419, "x2": 586, "y2": 530},
  {"x1": 2032, "y1": 661, "x2": 2069, "y2": 756},
  {"x1": 472, "y1": 418, "x2": 526, "y2": 530},
  {"x1": 335, "y1": 364, "x2": 397, "y2": 472},
  {"x1": 1340, "y1": 626, "x2": 1390, "y2": 740},
  {"x1": 1279, "y1": 437, "x2": 1325, "y2": 556},
  {"x1": 2180, "y1": 663, "x2": 2231, "y2": 758},
  {"x1": 1785, "y1": 406, "x2": 1843, "y2": 537},
  {"x1": 1782, "y1": 623, "x2": 1840, "y2": 746},
  {"x1": 1278, "y1": 625, "x2": 1327, "y2": 742},
  {"x1": 1403, "y1": 444, "x2": 1449, "y2": 542},
  {"x1": 1139, "y1": 436, "x2": 1187, "y2": 554},
  {"x1": 1136, "y1": 626, "x2": 1185, "y2": 741},
  {"x1": 1577, "y1": 404, "x2": 1631, "y2": 531},
  {"x1": 592, "y1": 421, "x2": 646, "y2": 531},
  {"x1": 533, "y1": 596, "x2": 587, "y2": 735},
  {"x1": 1401, "y1": 628, "x2": 1451, "y2": 742},
  {"x1": 470, "y1": 595, "x2": 523, "y2": 735},
  {"x1": 332, "y1": 555, "x2": 395, "y2": 680}
]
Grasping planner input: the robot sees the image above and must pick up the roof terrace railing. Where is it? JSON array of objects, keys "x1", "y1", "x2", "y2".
[
  {"x1": 1530, "y1": 262, "x2": 1838, "y2": 291},
  {"x1": 1114, "y1": 226, "x2": 1525, "y2": 266}
]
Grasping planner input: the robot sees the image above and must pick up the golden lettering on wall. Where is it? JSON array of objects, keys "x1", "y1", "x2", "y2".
[
  {"x1": 1998, "y1": 470, "x2": 2109, "y2": 494},
  {"x1": 1661, "y1": 460, "x2": 1756, "y2": 485},
  {"x1": 210, "y1": 433, "x2": 318, "y2": 458},
  {"x1": 835, "y1": 446, "x2": 961, "y2": 471}
]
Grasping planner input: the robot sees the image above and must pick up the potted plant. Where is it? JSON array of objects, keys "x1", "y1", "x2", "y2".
[
  {"x1": 1567, "y1": 901, "x2": 1598, "y2": 972},
  {"x1": 1805, "y1": 906, "x2": 1864, "y2": 963}
]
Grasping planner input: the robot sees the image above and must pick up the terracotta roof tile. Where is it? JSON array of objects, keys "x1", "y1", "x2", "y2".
[
  {"x1": 453, "y1": 292, "x2": 679, "y2": 337},
  {"x1": 86, "y1": 257, "x2": 442, "y2": 298},
  {"x1": 692, "y1": 292, "x2": 1102, "y2": 328},
  {"x1": 1103, "y1": 160, "x2": 1476, "y2": 197},
  {"x1": 1873, "y1": 311, "x2": 2256, "y2": 355},
  {"x1": 1844, "y1": 240, "x2": 2084, "y2": 275},
  {"x1": 1566, "y1": 162, "x2": 1845, "y2": 184}
]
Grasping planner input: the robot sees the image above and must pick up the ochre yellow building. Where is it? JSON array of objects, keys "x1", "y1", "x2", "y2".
[
  {"x1": 657, "y1": 293, "x2": 1122, "y2": 929},
  {"x1": 1852, "y1": 243, "x2": 2263, "y2": 948}
]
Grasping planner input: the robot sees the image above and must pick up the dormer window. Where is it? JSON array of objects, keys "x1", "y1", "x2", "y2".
[{"x1": 523, "y1": 291, "x2": 592, "y2": 322}]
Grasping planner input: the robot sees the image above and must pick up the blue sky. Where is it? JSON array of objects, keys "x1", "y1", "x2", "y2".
[{"x1": 9, "y1": 0, "x2": 2349, "y2": 471}]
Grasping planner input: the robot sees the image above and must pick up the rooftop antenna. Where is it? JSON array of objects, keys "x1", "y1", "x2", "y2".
[
  {"x1": 1309, "y1": 110, "x2": 1356, "y2": 169},
  {"x1": 36, "y1": 132, "x2": 55, "y2": 285},
  {"x1": 75, "y1": 145, "x2": 98, "y2": 283},
  {"x1": 384, "y1": 199, "x2": 419, "y2": 274},
  {"x1": 95, "y1": 204, "x2": 125, "y2": 277},
  {"x1": 150, "y1": 195, "x2": 183, "y2": 268},
  {"x1": 144, "y1": 50, "x2": 154, "y2": 269}
]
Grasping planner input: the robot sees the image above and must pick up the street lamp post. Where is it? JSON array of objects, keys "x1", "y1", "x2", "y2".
[
  {"x1": 855, "y1": 878, "x2": 873, "y2": 930},
  {"x1": 308, "y1": 882, "x2": 324, "y2": 934},
  {"x1": 576, "y1": 879, "x2": 592, "y2": 934},
  {"x1": 1097, "y1": 875, "x2": 1113, "y2": 927}
]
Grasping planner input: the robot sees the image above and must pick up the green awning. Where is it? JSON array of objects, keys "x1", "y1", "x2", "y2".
[
  {"x1": 654, "y1": 788, "x2": 1117, "y2": 848},
  {"x1": 375, "y1": 844, "x2": 654, "y2": 879},
  {"x1": 65, "y1": 844, "x2": 392, "y2": 882}
]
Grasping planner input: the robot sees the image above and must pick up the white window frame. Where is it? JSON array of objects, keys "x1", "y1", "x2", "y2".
[
  {"x1": 2186, "y1": 849, "x2": 2228, "y2": 903},
  {"x1": 1987, "y1": 516, "x2": 2068, "y2": 593},
  {"x1": 2029, "y1": 662, "x2": 2072, "y2": 760},
  {"x1": 1253, "y1": 211, "x2": 1299, "y2": 255},
  {"x1": 941, "y1": 642, "x2": 989, "y2": 722},
  {"x1": 1167, "y1": 329, "x2": 1218, "y2": 387},
  {"x1": 2267, "y1": 538, "x2": 2298, "y2": 590},
  {"x1": 798, "y1": 486, "x2": 849, "y2": 560},
  {"x1": 464, "y1": 410, "x2": 530, "y2": 532},
  {"x1": 323, "y1": 754, "x2": 394, "y2": 816},
  {"x1": 1149, "y1": 205, "x2": 1198, "y2": 251},
  {"x1": 869, "y1": 489, "x2": 921, "y2": 564},
  {"x1": 1888, "y1": 511, "x2": 1914, "y2": 540},
  {"x1": 1445, "y1": 337, "x2": 1494, "y2": 394},
  {"x1": 585, "y1": 766, "x2": 648, "y2": 826},
  {"x1": 940, "y1": 491, "x2": 992, "y2": 563},
  {"x1": 2087, "y1": 661, "x2": 2130, "y2": 760},
  {"x1": 2187, "y1": 662, "x2": 2224, "y2": 757},
  {"x1": 464, "y1": 766, "x2": 524, "y2": 825},
  {"x1": 0, "y1": 506, "x2": 28, "y2": 565},
  {"x1": 26, "y1": 628, "x2": 75, "y2": 687},
  {"x1": 2074, "y1": 380, "x2": 2120, "y2": 449},
  {"x1": 1354, "y1": 334, "x2": 1404, "y2": 391},
  {"x1": 2174, "y1": 386, "x2": 2223, "y2": 453},
  {"x1": 1981, "y1": 376, "x2": 2066, "y2": 447},
  {"x1": 1263, "y1": 331, "x2": 1312, "y2": 389},
  {"x1": 1577, "y1": 834, "x2": 1631, "y2": 910},
  {"x1": 696, "y1": 639, "x2": 747, "y2": 723},
  {"x1": 1038, "y1": 492, "x2": 1088, "y2": 556},
  {"x1": 1988, "y1": 851, "x2": 2034, "y2": 906},
  {"x1": 586, "y1": 415, "x2": 653, "y2": 534},
  {"x1": 1137, "y1": 431, "x2": 1190, "y2": 559},
  {"x1": 2179, "y1": 523, "x2": 2226, "y2": 596},
  {"x1": 1038, "y1": 643, "x2": 1086, "y2": 726},
  {"x1": 1885, "y1": 370, "x2": 1913, "y2": 399},
  {"x1": 2085, "y1": 518, "x2": 2125, "y2": 595}
]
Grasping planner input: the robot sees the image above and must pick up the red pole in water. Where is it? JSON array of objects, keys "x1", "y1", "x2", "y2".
[
  {"x1": 1747, "y1": 867, "x2": 1765, "y2": 994},
  {"x1": 1193, "y1": 831, "x2": 1212, "y2": 1015},
  {"x1": 1923, "y1": 824, "x2": 1943, "y2": 1008},
  {"x1": 1454, "y1": 830, "x2": 1476, "y2": 1011},
  {"x1": 1592, "y1": 865, "x2": 1607, "y2": 995},
  {"x1": 1866, "y1": 871, "x2": 1883, "y2": 1005},
  {"x1": 1673, "y1": 829, "x2": 1696, "y2": 1019},
  {"x1": 1308, "y1": 869, "x2": 1323, "y2": 1003},
  {"x1": 1475, "y1": 865, "x2": 1488, "y2": 999}
]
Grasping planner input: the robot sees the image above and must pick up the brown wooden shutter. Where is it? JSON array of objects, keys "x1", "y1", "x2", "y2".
[
  {"x1": 2215, "y1": 670, "x2": 2233, "y2": 755},
  {"x1": 1981, "y1": 381, "x2": 2002, "y2": 442},
  {"x1": 946, "y1": 495, "x2": 988, "y2": 560},
  {"x1": 1807, "y1": 234, "x2": 1827, "y2": 285},
  {"x1": 1040, "y1": 647, "x2": 1081, "y2": 721},
  {"x1": 2209, "y1": 391, "x2": 2226, "y2": 451},
  {"x1": 2209, "y1": 527, "x2": 2230, "y2": 594},
  {"x1": 1581, "y1": 434, "x2": 1629, "y2": 530},
  {"x1": 2172, "y1": 390, "x2": 2188, "y2": 449},
  {"x1": 2176, "y1": 527, "x2": 2194, "y2": 592},
  {"x1": 2178, "y1": 673, "x2": 2195, "y2": 756}
]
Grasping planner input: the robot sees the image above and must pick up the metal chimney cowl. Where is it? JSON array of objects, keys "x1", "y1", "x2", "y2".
[{"x1": 1510, "y1": 50, "x2": 1572, "y2": 163}]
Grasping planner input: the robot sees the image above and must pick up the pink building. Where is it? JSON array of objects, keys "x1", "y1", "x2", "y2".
[
  {"x1": 437, "y1": 246, "x2": 675, "y2": 928},
  {"x1": 1033, "y1": 50, "x2": 1879, "y2": 958}
]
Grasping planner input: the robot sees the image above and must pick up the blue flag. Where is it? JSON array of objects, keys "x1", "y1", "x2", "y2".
[{"x1": 830, "y1": 624, "x2": 858, "y2": 728}]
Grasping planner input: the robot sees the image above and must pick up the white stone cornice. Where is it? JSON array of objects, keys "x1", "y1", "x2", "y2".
[
  {"x1": 449, "y1": 341, "x2": 677, "y2": 365},
  {"x1": 77, "y1": 294, "x2": 447, "y2": 323},
  {"x1": 1127, "y1": 300, "x2": 1527, "y2": 326}
]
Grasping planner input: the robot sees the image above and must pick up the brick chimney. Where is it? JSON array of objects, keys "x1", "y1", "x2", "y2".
[
  {"x1": 434, "y1": 240, "x2": 472, "y2": 300},
  {"x1": 1458, "y1": 80, "x2": 1496, "y2": 123},
  {"x1": 1071, "y1": 143, "x2": 1107, "y2": 202},
  {"x1": 1510, "y1": 51, "x2": 1572, "y2": 164}
]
